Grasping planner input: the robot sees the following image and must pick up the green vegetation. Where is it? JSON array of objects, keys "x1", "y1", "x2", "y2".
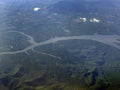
[
  {"x1": 0, "y1": 0, "x2": 120, "y2": 90},
  {"x1": 0, "y1": 40, "x2": 120, "y2": 90}
]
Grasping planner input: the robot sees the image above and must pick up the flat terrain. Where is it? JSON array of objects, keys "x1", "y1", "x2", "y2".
[{"x1": 0, "y1": 0, "x2": 120, "y2": 90}]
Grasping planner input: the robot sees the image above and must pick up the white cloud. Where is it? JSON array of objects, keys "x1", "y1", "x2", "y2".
[
  {"x1": 90, "y1": 18, "x2": 100, "y2": 23},
  {"x1": 79, "y1": 17, "x2": 87, "y2": 22},
  {"x1": 33, "y1": 7, "x2": 40, "y2": 11},
  {"x1": 74, "y1": 17, "x2": 101, "y2": 23}
]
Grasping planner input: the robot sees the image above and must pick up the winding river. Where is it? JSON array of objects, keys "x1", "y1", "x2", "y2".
[{"x1": 0, "y1": 31, "x2": 120, "y2": 56}]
